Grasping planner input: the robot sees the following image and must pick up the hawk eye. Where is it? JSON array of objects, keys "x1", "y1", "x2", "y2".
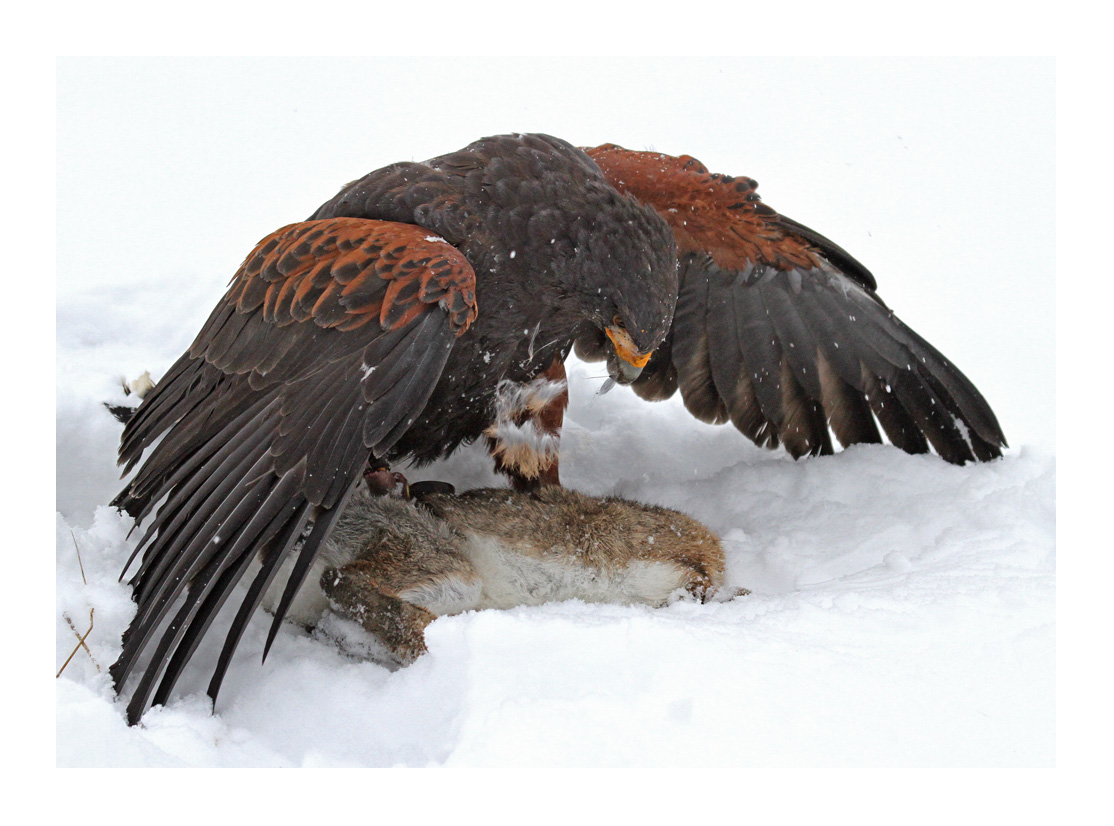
[{"x1": 612, "y1": 314, "x2": 626, "y2": 329}]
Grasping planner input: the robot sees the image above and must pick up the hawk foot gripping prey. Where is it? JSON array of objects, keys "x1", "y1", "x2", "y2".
[{"x1": 109, "y1": 133, "x2": 1005, "y2": 723}]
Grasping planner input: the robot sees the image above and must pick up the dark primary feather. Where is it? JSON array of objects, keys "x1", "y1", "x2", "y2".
[
  {"x1": 110, "y1": 217, "x2": 480, "y2": 724},
  {"x1": 581, "y1": 143, "x2": 1006, "y2": 464}
]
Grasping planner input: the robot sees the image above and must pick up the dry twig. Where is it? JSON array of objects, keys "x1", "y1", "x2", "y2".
[
  {"x1": 57, "y1": 531, "x2": 100, "y2": 676},
  {"x1": 71, "y1": 530, "x2": 87, "y2": 585},
  {"x1": 57, "y1": 609, "x2": 97, "y2": 677}
]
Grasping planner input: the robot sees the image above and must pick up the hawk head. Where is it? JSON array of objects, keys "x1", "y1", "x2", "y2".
[{"x1": 564, "y1": 180, "x2": 678, "y2": 385}]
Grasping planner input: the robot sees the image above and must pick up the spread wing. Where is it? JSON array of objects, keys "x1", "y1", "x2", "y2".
[
  {"x1": 110, "y1": 217, "x2": 477, "y2": 724},
  {"x1": 581, "y1": 144, "x2": 1006, "y2": 464}
]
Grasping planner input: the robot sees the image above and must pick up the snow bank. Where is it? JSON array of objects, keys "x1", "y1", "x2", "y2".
[{"x1": 56, "y1": 351, "x2": 1054, "y2": 767}]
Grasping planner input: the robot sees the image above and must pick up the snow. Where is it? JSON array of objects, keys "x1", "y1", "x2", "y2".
[{"x1": 55, "y1": 58, "x2": 1058, "y2": 770}]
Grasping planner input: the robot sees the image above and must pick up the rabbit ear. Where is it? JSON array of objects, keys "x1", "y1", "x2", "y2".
[{"x1": 320, "y1": 563, "x2": 437, "y2": 666}]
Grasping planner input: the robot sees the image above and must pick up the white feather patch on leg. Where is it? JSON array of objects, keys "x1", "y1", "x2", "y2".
[{"x1": 484, "y1": 376, "x2": 567, "y2": 479}]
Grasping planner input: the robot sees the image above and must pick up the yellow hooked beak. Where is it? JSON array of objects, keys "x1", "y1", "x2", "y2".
[
  {"x1": 605, "y1": 326, "x2": 652, "y2": 369},
  {"x1": 605, "y1": 325, "x2": 652, "y2": 385}
]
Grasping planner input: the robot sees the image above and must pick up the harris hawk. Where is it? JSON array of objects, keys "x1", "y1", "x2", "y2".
[{"x1": 109, "y1": 133, "x2": 1005, "y2": 724}]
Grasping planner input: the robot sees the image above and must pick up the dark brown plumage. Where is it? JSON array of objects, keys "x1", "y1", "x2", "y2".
[
  {"x1": 575, "y1": 144, "x2": 1006, "y2": 464},
  {"x1": 109, "y1": 133, "x2": 1005, "y2": 724},
  {"x1": 110, "y1": 133, "x2": 677, "y2": 723}
]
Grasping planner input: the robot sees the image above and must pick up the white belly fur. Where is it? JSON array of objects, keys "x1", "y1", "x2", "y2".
[{"x1": 401, "y1": 530, "x2": 692, "y2": 614}]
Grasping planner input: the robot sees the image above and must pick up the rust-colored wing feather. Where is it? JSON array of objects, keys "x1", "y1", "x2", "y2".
[
  {"x1": 111, "y1": 217, "x2": 476, "y2": 724},
  {"x1": 581, "y1": 144, "x2": 1005, "y2": 464}
]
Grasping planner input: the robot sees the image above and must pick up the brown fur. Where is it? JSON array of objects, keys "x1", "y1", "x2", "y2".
[
  {"x1": 320, "y1": 486, "x2": 741, "y2": 665},
  {"x1": 321, "y1": 567, "x2": 437, "y2": 663},
  {"x1": 422, "y1": 487, "x2": 722, "y2": 590}
]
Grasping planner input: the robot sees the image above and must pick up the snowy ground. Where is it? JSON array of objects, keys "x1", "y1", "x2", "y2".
[
  {"x1": 56, "y1": 358, "x2": 1055, "y2": 767},
  {"x1": 55, "y1": 58, "x2": 1057, "y2": 769}
]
